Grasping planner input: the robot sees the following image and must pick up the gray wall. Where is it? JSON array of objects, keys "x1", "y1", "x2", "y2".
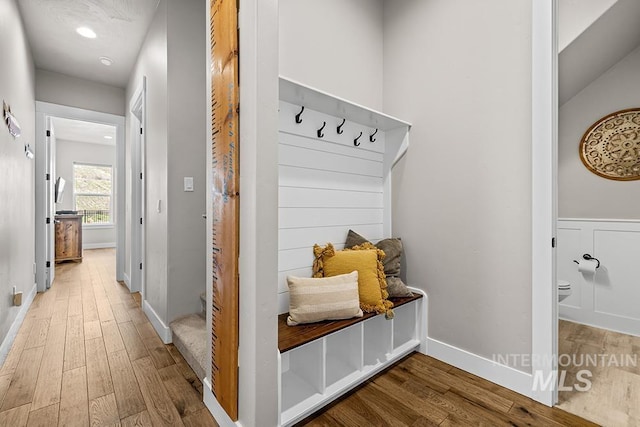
[
  {"x1": 35, "y1": 69, "x2": 125, "y2": 116},
  {"x1": 55, "y1": 139, "x2": 117, "y2": 248},
  {"x1": 126, "y1": 0, "x2": 206, "y2": 326},
  {"x1": 383, "y1": 0, "x2": 533, "y2": 371},
  {"x1": 166, "y1": 0, "x2": 206, "y2": 322},
  {"x1": 0, "y1": 0, "x2": 36, "y2": 353},
  {"x1": 126, "y1": 0, "x2": 169, "y2": 321},
  {"x1": 559, "y1": 44, "x2": 640, "y2": 220},
  {"x1": 279, "y1": 0, "x2": 384, "y2": 111}
]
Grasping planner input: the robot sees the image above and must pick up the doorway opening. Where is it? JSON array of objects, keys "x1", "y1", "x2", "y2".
[{"x1": 35, "y1": 102, "x2": 125, "y2": 293}]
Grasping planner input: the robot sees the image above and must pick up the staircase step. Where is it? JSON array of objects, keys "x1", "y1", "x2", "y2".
[{"x1": 170, "y1": 314, "x2": 207, "y2": 381}]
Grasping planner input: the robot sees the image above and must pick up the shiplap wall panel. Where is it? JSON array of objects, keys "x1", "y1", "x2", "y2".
[
  {"x1": 279, "y1": 101, "x2": 385, "y2": 154},
  {"x1": 280, "y1": 166, "x2": 383, "y2": 193},
  {"x1": 279, "y1": 208, "x2": 383, "y2": 229},
  {"x1": 279, "y1": 224, "x2": 383, "y2": 251},
  {"x1": 279, "y1": 187, "x2": 383, "y2": 209},
  {"x1": 279, "y1": 144, "x2": 383, "y2": 177},
  {"x1": 280, "y1": 132, "x2": 383, "y2": 161},
  {"x1": 278, "y1": 100, "x2": 387, "y2": 314}
]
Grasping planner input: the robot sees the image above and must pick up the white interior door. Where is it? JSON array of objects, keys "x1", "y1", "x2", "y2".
[{"x1": 130, "y1": 79, "x2": 146, "y2": 295}]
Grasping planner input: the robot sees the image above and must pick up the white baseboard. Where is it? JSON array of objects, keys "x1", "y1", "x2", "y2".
[
  {"x1": 83, "y1": 242, "x2": 116, "y2": 250},
  {"x1": 427, "y1": 337, "x2": 533, "y2": 399},
  {"x1": 0, "y1": 283, "x2": 37, "y2": 366},
  {"x1": 142, "y1": 300, "x2": 172, "y2": 344},
  {"x1": 203, "y1": 377, "x2": 242, "y2": 427},
  {"x1": 123, "y1": 273, "x2": 131, "y2": 290}
]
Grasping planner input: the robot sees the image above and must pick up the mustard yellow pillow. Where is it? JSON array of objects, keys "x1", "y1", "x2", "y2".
[{"x1": 313, "y1": 242, "x2": 393, "y2": 316}]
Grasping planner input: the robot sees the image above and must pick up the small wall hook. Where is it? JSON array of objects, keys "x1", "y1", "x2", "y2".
[
  {"x1": 317, "y1": 121, "x2": 326, "y2": 138},
  {"x1": 337, "y1": 118, "x2": 346, "y2": 134},
  {"x1": 369, "y1": 128, "x2": 378, "y2": 143},
  {"x1": 354, "y1": 132, "x2": 363, "y2": 146},
  {"x1": 295, "y1": 106, "x2": 304, "y2": 124}
]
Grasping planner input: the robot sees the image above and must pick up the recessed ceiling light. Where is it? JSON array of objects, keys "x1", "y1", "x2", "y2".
[
  {"x1": 76, "y1": 27, "x2": 97, "y2": 39},
  {"x1": 99, "y1": 56, "x2": 113, "y2": 66},
  {"x1": 104, "y1": 135, "x2": 113, "y2": 140}
]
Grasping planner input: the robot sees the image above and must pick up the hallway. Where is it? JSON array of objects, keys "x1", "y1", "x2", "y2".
[{"x1": 0, "y1": 249, "x2": 217, "y2": 426}]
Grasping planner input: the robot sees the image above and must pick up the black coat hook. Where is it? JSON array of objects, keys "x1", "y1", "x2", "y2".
[
  {"x1": 295, "y1": 106, "x2": 304, "y2": 124},
  {"x1": 337, "y1": 118, "x2": 346, "y2": 134},
  {"x1": 317, "y1": 121, "x2": 326, "y2": 138},
  {"x1": 354, "y1": 132, "x2": 363, "y2": 146},
  {"x1": 369, "y1": 128, "x2": 378, "y2": 143}
]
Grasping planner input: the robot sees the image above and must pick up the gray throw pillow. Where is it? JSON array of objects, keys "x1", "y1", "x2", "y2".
[{"x1": 345, "y1": 230, "x2": 413, "y2": 297}]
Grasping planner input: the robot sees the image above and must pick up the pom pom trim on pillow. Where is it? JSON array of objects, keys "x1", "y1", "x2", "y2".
[{"x1": 313, "y1": 242, "x2": 393, "y2": 318}]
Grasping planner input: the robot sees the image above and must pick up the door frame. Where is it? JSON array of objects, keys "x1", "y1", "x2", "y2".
[
  {"x1": 129, "y1": 78, "x2": 147, "y2": 296},
  {"x1": 531, "y1": 0, "x2": 558, "y2": 406},
  {"x1": 35, "y1": 102, "x2": 126, "y2": 291}
]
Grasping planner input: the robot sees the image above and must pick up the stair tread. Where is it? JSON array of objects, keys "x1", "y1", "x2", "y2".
[{"x1": 170, "y1": 314, "x2": 207, "y2": 377}]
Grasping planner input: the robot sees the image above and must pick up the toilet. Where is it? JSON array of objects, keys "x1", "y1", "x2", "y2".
[{"x1": 558, "y1": 280, "x2": 571, "y2": 302}]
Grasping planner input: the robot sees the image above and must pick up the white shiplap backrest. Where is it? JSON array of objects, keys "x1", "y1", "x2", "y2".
[{"x1": 278, "y1": 78, "x2": 410, "y2": 314}]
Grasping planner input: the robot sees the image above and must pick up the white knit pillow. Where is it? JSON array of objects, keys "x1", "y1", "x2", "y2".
[{"x1": 287, "y1": 271, "x2": 363, "y2": 326}]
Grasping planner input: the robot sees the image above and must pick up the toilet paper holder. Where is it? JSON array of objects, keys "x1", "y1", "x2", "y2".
[{"x1": 573, "y1": 253, "x2": 600, "y2": 269}]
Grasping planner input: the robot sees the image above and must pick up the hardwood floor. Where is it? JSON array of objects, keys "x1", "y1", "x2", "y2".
[
  {"x1": 0, "y1": 249, "x2": 218, "y2": 427},
  {"x1": 557, "y1": 320, "x2": 640, "y2": 427},
  {"x1": 298, "y1": 352, "x2": 596, "y2": 427}
]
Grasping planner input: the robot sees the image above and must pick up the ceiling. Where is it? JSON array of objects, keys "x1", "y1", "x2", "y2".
[
  {"x1": 17, "y1": 0, "x2": 160, "y2": 88},
  {"x1": 559, "y1": 0, "x2": 640, "y2": 105},
  {"x1": 52, "y1": 117, "x2": 116, "y2": 146}
]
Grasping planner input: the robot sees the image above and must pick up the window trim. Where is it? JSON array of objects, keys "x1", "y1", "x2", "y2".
[{"x1": 72, "y1": 161, "x2": 114, "y2": 226}]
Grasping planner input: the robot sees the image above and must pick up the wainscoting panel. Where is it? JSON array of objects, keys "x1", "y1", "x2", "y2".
[{"x1": 558, "y1": 219, "x2": 640, "y2": 336}]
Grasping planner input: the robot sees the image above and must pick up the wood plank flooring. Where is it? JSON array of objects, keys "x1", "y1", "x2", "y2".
[
  {"x1": 298, "y1": 352, "x2": 597, "y2": 427},
  {"x1": 557, "y1": 320, "x2": 640, "y2": 426},
  {"x1": 0, "y1": 249, "x2": 217, "y2": 426}
]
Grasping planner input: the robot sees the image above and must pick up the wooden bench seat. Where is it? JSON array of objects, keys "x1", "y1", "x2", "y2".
[{"x1": 278, "y1": 293, "x2": 423, "y2": 353}]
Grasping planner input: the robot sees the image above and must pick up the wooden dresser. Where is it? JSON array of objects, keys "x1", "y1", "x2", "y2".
[{"x1": 55, "y1": 214, "x2": 83, "y2": 263}]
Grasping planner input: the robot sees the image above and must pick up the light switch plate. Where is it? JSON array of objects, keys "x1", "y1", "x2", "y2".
[{"x1": 184, "y1": 177, "x2": 194, "y2": 192}]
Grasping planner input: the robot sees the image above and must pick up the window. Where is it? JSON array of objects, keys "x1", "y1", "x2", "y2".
[{"x1": 73, "y1": 163, "x2": 113, "y2": 225}]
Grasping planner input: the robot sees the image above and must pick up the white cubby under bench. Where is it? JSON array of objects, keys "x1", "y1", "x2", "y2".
[{"x1": 277, "y1": 77, "x2": 428, "y2": 426}]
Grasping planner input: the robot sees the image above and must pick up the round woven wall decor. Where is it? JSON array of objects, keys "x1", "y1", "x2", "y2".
[{"x1": 580, "y1": 108, "x2": 640, "y2": 181}]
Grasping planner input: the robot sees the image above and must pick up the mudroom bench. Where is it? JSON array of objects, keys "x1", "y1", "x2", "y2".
[
  {"x1": 276, "y1": 77, "x2": 426, "y2": 426},
  {"x1": 277, "y1": 289, "x2": 427, "y2": 426}
]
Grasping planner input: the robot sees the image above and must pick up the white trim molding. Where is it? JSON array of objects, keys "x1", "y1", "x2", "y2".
[
  {"x1": 0, "y1": 284, "x2": 37, "y2": 365},
  {"x1": 427, "y1": 338, "x2": 534, "y2": 399},
  {"x1": 203, "y1": 377, "x2": 243, "y2": 427},
  {"x1": 530, "y1": 0, "x2": 558, "y2": 406},
  {"x1": 142, "y1": 300, "x2": 172, "y2": 344}
]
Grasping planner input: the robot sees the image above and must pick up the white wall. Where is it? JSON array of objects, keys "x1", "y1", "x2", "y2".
[
  {"x1": 35, "y1": 69, "x2": 125, "y2": 116},
  {"x1": 559, "y1": 44, "x2": 640, "y2": 220},
  {"x1": 126, "y1": 0, "x2": 206, "y2": 330},
  {"x1": 384, "y1": 0, "x2": 533, "y2": 372},
  {"x1": 126, "y1": 0, "x2": 169, "y2": 322},
  {"x1": 279, "y1": 0, "x2": 384, "y2": 111},
  {"x1": 558, "y1": 0, "x2": 617, "y2": 51},
  {"x1": 0, "y1": 0, "x2": 36, "y2": 353},
  {"x1": 55, "y1": 139, "x2": 117, "y2": 248}
]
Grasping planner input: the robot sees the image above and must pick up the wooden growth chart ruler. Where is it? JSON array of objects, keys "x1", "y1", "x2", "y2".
[{"x1": 210, "y1": 0, "x2": 239, "y2": 420}]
